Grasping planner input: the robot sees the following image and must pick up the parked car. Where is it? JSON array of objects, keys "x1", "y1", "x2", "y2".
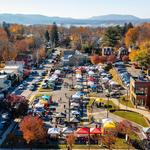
[
  {"x1": 18, "y1": 84, "x2": 24, "y2": 90},
  {"x1": 29, "y1": 85, "x2": 36, "y2": 91}
]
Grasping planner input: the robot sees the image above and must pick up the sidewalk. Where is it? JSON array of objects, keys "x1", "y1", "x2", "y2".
[
  {"x1": 111, "y1": 98, "x2": 150, "y2": 122},
  {"x1": 0, "y1": 121, "x2": 16, "y2": 145}
]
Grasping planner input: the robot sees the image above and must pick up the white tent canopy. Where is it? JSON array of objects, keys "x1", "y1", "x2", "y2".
[
  {"x1": 102, "y1": 118, "x2": 114, "y2": 124},
  {"x1": 88, "y1": 71, "x2": 95, "y2": 76},
  {"x1": 48, "y1": 128, "x2": 61, "y2": 135},
  {"x1": 76, "y1": 74, "x2": 82, "y2": 79},
  {"x1": 72, "y1": 94, "x2": 81, "y2": 99},
  {"x1": 71, "y1": 102, "x2": 80, "y2": 107},
  {"x1": 54, "y1": 70, "x2": 61, "y2": 75},
  {"x1": 62, "y1": 127, "x2": 74, "y2": 134},
  {"x1": 34, "y1": 103, "x2": 44, "y2": 108}
]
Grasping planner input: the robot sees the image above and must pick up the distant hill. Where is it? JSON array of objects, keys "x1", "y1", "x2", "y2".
[
  {"x1": 89, "y1": 14, "x2": 140, "y2": 21},
  {"x1": 0, "y1": 13, "x2": 150, "y2": 26}
]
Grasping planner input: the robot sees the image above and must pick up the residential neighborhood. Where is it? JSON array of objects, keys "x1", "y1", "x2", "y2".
[{"x1": 0, "y1": 0, "x2": 150, "y2": 150}]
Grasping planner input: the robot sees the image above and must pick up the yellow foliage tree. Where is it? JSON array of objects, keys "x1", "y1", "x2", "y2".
[
  {"x1": 125, "y1": 27, "x2": 139, "y2": 47},
  {"x1": 129, "y1": 50, "x2": 138, "y2": 62}
]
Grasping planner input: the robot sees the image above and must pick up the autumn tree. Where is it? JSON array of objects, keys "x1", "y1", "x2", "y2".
[
  {"x1": 10, "y1": 24, "x2": 24, "y2": 35},
  {"x1": 129, "y1": 50, "x2": 138, "y2": 62},
  {"x1": 19, "y1": 115, "x2": 46, "y2": 144},
  {"x1": 0, "y1": 27, "x2": 8, "y2": 41},
  {"x1": 25, "y1": 37, "x2": 34, "y2": 49},
  {"x1": 2, "y1": 44, "x2": 10, "y2": 61},
  {"x1": 125, "y1": 27, "x2": 139, "y2": 48},
  {"x1": 6, "y1": 94, "x2": 28, "y2": 117},
  {"x1": 122, "y1": 55, "x2": 129, "y2": 63},
  {"x1": 117, "y1": 120, "x2": 139, "y2": 148},
  {"x1": 66, "y1": 134, "x2": 76, "y2": 150},
  {"x1": 102, "y1": 129, "x2": 117, "y2": 150},
  {"x1": 60, "y1": 37, "x2": 71, "y2": 48},
  {"x1": 99, "y1": 56, "x2": 107, "y2": 64},
  {"x1": 39, "y1": 47, "x2": 46, "y2": 60},
  {"x1": 0, "y1": 28, "x2": 9, "y2": 61},
  {"x1": 15, "y1": 39, "x2": 28, "y2": 53},
  {"x1": 90, "y1": 55, "x2": 100, "y2": 65},
  {"x1": 107, "y1": 55, "x2": 117, "y2": 63},
  {"x1": 136, "y1": 41, "x2": 150, "y2": 68}
]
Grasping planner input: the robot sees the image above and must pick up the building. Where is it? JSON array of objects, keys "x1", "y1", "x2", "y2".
[
  {"x1": 117, "y1": 47, "x2": 128, "y2": 59},
  {"x1": 62, "y1": 50, "x2": 88, "y2": 66},
  {"x1": 0, "y1": 75, "x2": 11, "y2": 93},
  {"x1": 0, "y1": 61, "x2": 25, "y2": 81},
  {"x1": 102, "y1": 47, "x2": 113, "y2": 56},
  {"x1": 130, "y1": 77, "x2": 150, "y2": 109}
]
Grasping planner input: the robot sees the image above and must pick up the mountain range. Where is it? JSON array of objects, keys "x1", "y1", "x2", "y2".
[{"x1": 0, "y1": 13, "x2": 150, "y2": 26}]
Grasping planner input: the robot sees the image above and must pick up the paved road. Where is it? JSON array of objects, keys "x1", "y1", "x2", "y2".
[
  {"x1": 111, "y1": 98, "x2": 150, "y2": 123},
  {"x1": 91, "y1": 107, "x2": 146, "y2": 140}
]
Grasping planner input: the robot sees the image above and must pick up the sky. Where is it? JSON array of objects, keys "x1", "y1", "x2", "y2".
[{"x1": 0, "y1": 0, "x2": 150, "y2": 19}]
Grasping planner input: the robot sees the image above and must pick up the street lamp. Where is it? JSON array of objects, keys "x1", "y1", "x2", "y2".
[
  {"x1": 65, "y1": 93, "x2": 71, "y2": 122},
  {"x1": 105, "y1": 88, "x2": 111, "y2": 118}
]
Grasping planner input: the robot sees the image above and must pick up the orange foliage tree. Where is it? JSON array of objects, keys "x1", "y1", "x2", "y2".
[
  {"x1": 15, "y1": 39, "x2": 28, "y2": 52},
  {"x1": 122, "y1": 55, "x2": 129, "y2": 62},
  {"x1": 102, "y1": 129, "x2": 117, "y2": 150},
  {"x1": 99, "y1": 56, "x2": 107, "y2": 64},
  {"x1": 19, "y1": 115, "x2": 46, "y2": 144},
  {"x1": 10, "y1": 24, "x2": 24, "y2": 34},
  {"x1": 39, "y1": 47, "x2": 46, "y2": 59},
  {"x1": 107, "y1": 55, "x2": 117, "y2": 63},
  {"x1": 125, "y1": 27, "x2": 139, "y2": 47},
  {"x1": 66, "y1": 134, "x2": 76, "y2": 150},
  {"x1": 90, "y1": 55, "x2": 100, "y2": 65},
  {"x1": 0, "y1": 28, "x2": 8, "y2": 41}
]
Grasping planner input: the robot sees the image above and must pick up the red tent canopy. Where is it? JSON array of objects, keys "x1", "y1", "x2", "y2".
[
  {"x1": 76, "y1": 127, "x2": 90, "y2": 134},
  {"x1": 90, "y1": 128, "x2": 102, "y2": 134},
  {"x1": 87, "y1": 77, "x2": 94, "y2": 81}
]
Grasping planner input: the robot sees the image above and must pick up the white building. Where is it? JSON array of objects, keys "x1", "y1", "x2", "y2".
[
  {"x1": 102, "y1": 47, "x2": 113, "y2": 56},
  {"x1": 0, "y1": 75, "x2": 11, "y2": 92}
]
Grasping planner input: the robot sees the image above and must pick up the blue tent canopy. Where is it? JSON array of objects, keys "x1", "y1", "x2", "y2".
[
  {"x1": 90, "y1": 85, "x2": 97, "y2": 89},
  {"x1": 42, "y1": 95, "x2": 50, "y2": 101},
  {"x1": 76, "y1": 91, "x2": 85, "y2": 96}
]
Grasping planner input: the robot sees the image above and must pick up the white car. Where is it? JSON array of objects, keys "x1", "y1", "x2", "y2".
[{"x1": 18, "y1": 85, "x2": 24, "y2": 90}]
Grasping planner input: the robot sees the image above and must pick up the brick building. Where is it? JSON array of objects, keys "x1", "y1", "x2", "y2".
[{"x1": 130, "y1": 77, "x2": 150, "y2": 109}]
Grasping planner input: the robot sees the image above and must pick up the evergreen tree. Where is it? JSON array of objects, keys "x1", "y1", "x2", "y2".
[
  {"x1": 2, "y1": 21, "x2": 11, "y2": 38},
  {"x1": 44, "y1": 30, "x2": 50, "y2": 42},
  {"x1": 123, "y1": 22, "x2": 134, "y2": 36},
  {"x1": 50, "y1": 22, "x2": 59, "y2": 47},
  {"x1": 102, "y1": 26, "x2": 123, "y2": 47}
]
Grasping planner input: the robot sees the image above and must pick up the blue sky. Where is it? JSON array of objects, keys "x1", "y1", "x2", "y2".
[{"x1": 0, "y1": 0, "x2": 149, "y2": 18}]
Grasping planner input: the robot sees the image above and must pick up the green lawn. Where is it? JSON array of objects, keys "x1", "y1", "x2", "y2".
[
  {"x1": 113, "y1": 110, "x2": 149, "y2": 127},
  {"x1": 108, "y1": 100, "x2": 119, "y2": 110}
]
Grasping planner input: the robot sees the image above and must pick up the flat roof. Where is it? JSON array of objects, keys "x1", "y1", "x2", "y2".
[
  {"x1": 4, "y1": 66, "x2": 20, "y2": 69},
  {"x1": 0, "y1": 75, "x2": 7, "y2": 79},
  {"x1": 0, "y1": 70, "x2": 15, "y2": 74}
]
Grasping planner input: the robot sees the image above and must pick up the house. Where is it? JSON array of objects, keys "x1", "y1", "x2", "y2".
[
  {"x1": 102, "y1": 47, "x2": 113, "y2": 56},
  {"x1": 62, "y1": 50, "x2": 88, "y2": 66},
  {"x1": 130, "y1": 76, "x2": 150, "y2": 109},
  {"x1": 0, "y1": 75, "x2": 11, "y2": 93},
  {"x1": 0, "y1": 61, "x2": 24, "y2": 81},
  {"x1": 117, "y1": 47, "x2": 128, "y2": 59},
  {"x1": 16, "y1": 54, "x2": 33, "y2": 68}
]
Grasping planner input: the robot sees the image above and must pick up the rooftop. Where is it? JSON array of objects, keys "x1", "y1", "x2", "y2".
[
  {"x1": 4, "y1": 66, "x2": 20, "y2": 69},
  {"x1": 0, "y1": 75, "x2": 7, "y2": 79}
]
